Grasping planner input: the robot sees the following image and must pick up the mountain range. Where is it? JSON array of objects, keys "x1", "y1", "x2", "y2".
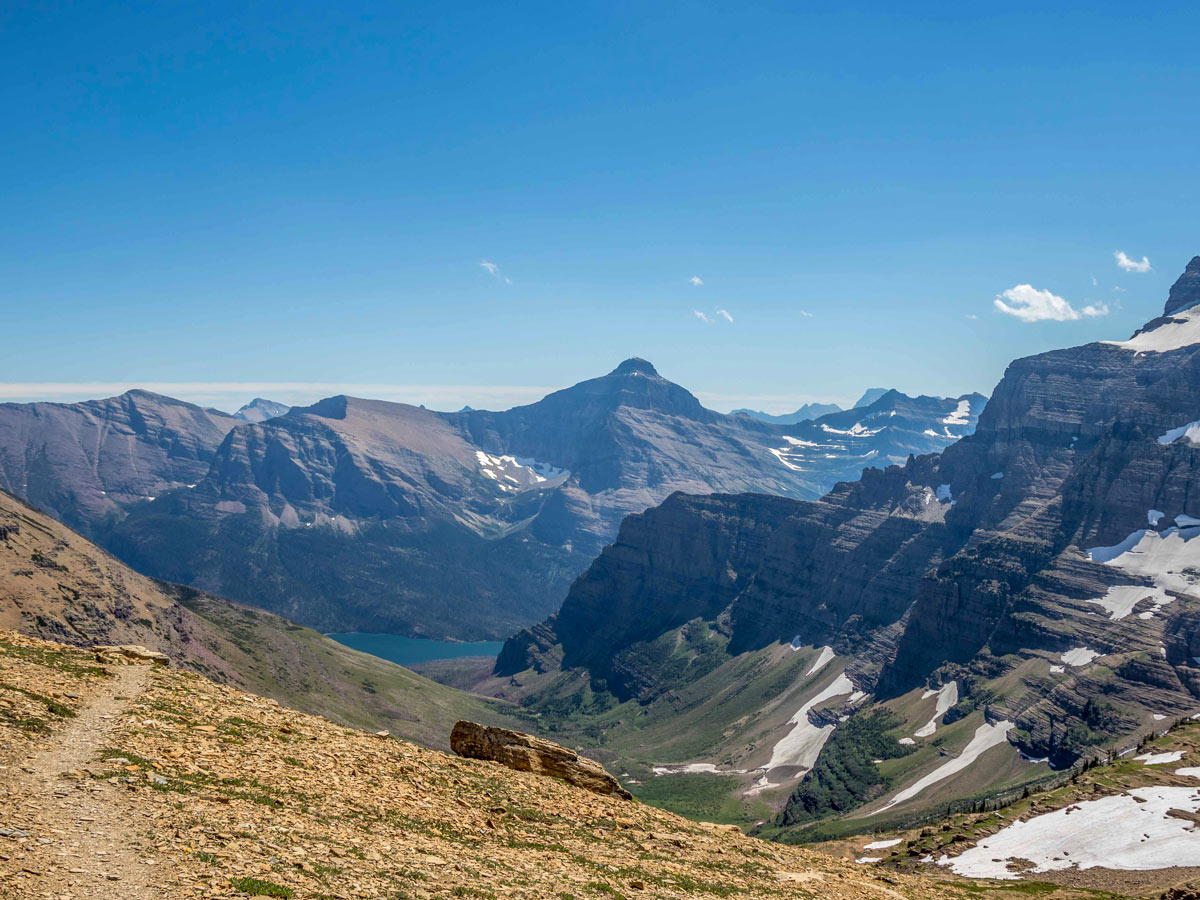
[
  {"x1": 491, "y1": 256, "x2": 1200, "y2": 835},
  {"x1": 733, "y1": 388, "x2": 894, "y2": 425},
  {"x1": 0, "y1": 360, "x2": 982, "y2": 640}
]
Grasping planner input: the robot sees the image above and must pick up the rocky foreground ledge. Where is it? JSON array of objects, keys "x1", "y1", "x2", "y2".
[{"x1": 0, "y1": 629, "x2": 966, "y2": 899}]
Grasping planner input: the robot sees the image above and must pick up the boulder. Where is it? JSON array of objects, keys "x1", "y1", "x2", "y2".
[
  {"x1": 94, "y1": 645, "x2": 170, "y2": 666},
  {"x1": 450, "y1": 720, "x2": 631, "y2": 800}
]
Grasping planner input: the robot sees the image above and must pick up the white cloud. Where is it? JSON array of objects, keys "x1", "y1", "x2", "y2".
[
  {"x1": 993, "y1": 284, "x2": 1110, "y2": 323},
  {"x1": 1114, "y1": 250, "x2": 1151, "y2": 273},
  {"x1": 966, "y1": 313, "x2": 979, "y2": 320},
  {"x1": 481, "y1": 260, "x2": 511, "y2": 283},
  {"x1": 689, "y1": 276, "x2": 703, "y2": 286},
  {"x1": 798, "y1": 310, "x2": 814, "y2": 318},
  {"x1": 694, "y1": 307, "x2": 733, "y2": 325}
]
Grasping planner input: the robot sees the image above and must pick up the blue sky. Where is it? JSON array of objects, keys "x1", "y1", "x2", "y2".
[{"x1": 3, "y1": 1, "x2": 1198, "y2": 413}]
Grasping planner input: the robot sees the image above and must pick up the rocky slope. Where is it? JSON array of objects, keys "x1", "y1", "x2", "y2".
[
  {"x1": 68, "y1": 360, "x2": 981, "y2": 639},
  {"x1": 494, "y1": 256, "x2": 1200, "y2": 836},
  {"x1": 0, "y1": 487, "x2": 517, "y2": 749},
  {"x1": 0, "y1": 629, "x2": 967, "y2": 900}
]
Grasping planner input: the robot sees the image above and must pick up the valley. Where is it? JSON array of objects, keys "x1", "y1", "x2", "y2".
[{"x1": 489, "y1": 256, "x2": 1200, "y2": 849}]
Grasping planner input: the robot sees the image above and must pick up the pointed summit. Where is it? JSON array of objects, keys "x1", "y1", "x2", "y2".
[
  {"x1": 1164, "y1": 255, "x2": 1200, "y2": 317},
  {"x1": 609, "y1": 358, "x2": 659, "y2": 377}
]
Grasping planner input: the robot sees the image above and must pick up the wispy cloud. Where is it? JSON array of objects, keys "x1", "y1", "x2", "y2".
[
  {"x1": 694, "y1": 307, "x2": 734, "y2": 325},
  {"x1": 798, "y1": 310, "x2": 814, "y2": 318},
  {"x1": 480, "y1": 260, "x2": 512, "y2": 283},
  {"x1": 689, "y1": 276, "x2": 703, "y2": 286},
  {"x1": 1114, "y1": 250, "x2": 1151, "y2": 273},
  {"x1": 966, "y1": 313, "x2": 979, "y2": 320},
  {"x1": 993, "y1": 284, "x2": 1110, "y2": 323}
]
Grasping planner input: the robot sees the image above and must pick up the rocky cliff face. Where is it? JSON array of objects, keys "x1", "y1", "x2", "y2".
[
  {"x1": 7, "y1": 361, "x2": 977, "y2": 640},
  {"x1": 497, "y1": 257, "x2": 1200, "y2": 828}
]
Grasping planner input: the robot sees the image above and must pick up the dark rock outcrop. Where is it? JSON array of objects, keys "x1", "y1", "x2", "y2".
[
  {"x1": 1164, "y1": 255, "x2": 1200, "y2": 317},
  {"x1": 450, "y1": 720, "x2": 631, "y2": 799}
]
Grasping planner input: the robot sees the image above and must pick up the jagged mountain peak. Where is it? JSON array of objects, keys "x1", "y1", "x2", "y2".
[
  {"x1": 1164, "y1": 254, "x2": 1200, "y2": 317},
  {"x1": 608, "y1": 357, "x2": 660, "y2": 377},
  {"x1": 853, "y1": 387, "x2": 891, "y2": 409},
  {"x1": 233, "y1": 397, "x2": 290, "y2": 423}
]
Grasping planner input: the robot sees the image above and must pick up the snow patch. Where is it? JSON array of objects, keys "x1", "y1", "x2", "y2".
[
  {"x1": 767, "y1": 673, "x2": 863, "y2": 770},
  {"x1": 1087, "y1": 526, "x2": 1200, "y2": 619},
  {"x1": 821, "y1": 422, "x2": 883, "y2": 437},
  {"x1": 1105, "y1": 311, "x2": 1200, "y2": 354},
  {"x1": 1087, "y1": 585, "x2": 1158, "y2": 621},
  {"x1": 1134, "y1": 751, "x2": 1185, "y2": 766},
  {"x1": 1158, "y1": 420, "x2": 1200, "y2": 445},
  {"x1": 854, "y1": 856, "x2": 883, "y2": 864},
  {"x1": 990, "y1": 471, "x2": 1004, "y2": 480},
  {"x1": 863, "y1": 838, "x2": 903, "y2": 850},
  {"x1": 1149, "y1": 509, "x2": 1165, "y2": 526},
  {"x1": 805, "y1": 646, "x2": 836, "y2": 676},
  {"x1": 1060, "y1": 647, "x2": 1100, "y2": 667},
  {"x1": 914, "y1": 682, "x2": 959, "y2": 738},
  {"x1": 880, "y1": 721, "x2": 1014, "y2": 812},
  {"x1": 475, "y1": 452, "x2": 567, "y2": 491},
  {"x1": 1176, "y1": 767, "x2": 1200, "y2": 778},
  {"x1": 939, "y1": 785, "x2": 1200, "y2": 878},
  {"x1": 769, "y1": 447, "x2": 805, "y2": 471},
  {"x1": 652, "y1": 763, "x2": 723, "y2": 776},
  {"x1": 942, "y1": 399, "x2": 971, "y2": 426}
]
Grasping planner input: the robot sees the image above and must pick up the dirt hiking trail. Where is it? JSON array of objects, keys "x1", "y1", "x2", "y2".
[{"x1": 1, "y1": 664, "x2": 158, "y2": 899}]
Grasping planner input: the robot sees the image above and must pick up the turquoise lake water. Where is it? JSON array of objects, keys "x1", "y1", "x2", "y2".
[{"x1": 327, "y1": 632, "x2": 504, "y2": 666}]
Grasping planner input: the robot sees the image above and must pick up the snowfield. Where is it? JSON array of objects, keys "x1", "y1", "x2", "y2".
[
  {"x1": 1158, "y1": 420, "x2": 1200, "y2": 445},
  {"x1": 863, "y1": 839, "x2": 903, "y2": 850},
  {"x1": 942, "y1": 399, "x2": 971, "y2": 427},
  {"x1": 805, "y1": 646, "x2": 836, "y2": 676},
  {"x1": 1105, "y1": 311, "x2": 1200, "y2": 354},
  {"x1": 767, "y1": 672, "x2": 866, "y2": 770},
  {"x1": 879, "y1": 720, "x2": 1014, "y2": 812},
  {"x1": 474, "y1": 452, "x2": 567, "y2": 491},
  {"x1": 1134, "y1": 751, "x2": 1185, "y2": 766},
  {"x1": 1086, "y1": 524, "x2": 1200, "y2": 620},
  {"x1": 939, "y1": 785, "x2": 1200, "y2": 879},
  {"x1": 914, "y1": 681, "x2": 959, "y2": 738}
]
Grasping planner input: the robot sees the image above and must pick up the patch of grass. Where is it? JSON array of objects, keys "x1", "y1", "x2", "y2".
[
  {"x1": 229, "y1": 876, "x2": 295, "y2": 897},
  {"x1": 630, "y1": 773, "x2": 744, "y2": 824},
  {"x1": 0, "y1": 681, "x2": 77, "y2": 717}
]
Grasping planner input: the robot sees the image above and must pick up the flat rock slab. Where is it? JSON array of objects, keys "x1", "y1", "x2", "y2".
[{"x1": 451, "y1": 720, "x2": 631, "y2": 800}]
